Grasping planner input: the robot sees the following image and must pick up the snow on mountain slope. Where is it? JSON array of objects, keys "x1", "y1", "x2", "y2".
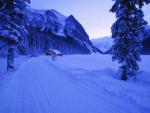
[
  {"x1": 50, "y1": 9, "x2": 66, "y2": 26},
  {"x1": 0, "y1": 54, "x2": 150, "y2": 113},
  {"x1": 92, "y1": 37, "x2": 113, "y2": 51},
  {"x1": 24, "y1": 8, "x2": 99, "y2": 54},
  {"x1": 50, "y1": 9, "x2": 66, "y2": 36}
]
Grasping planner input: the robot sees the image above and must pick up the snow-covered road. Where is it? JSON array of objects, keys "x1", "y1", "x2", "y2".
[{"x1": 0, "y1": 55, "x2": 150, "y2": 113}]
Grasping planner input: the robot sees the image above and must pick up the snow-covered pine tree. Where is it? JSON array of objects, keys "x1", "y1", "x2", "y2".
[
  {"x1": 0, "y1": 0, "x2": 30, "y2": 71},
  {"x1": 110, "y1": 0, "x2": 150, "y2": 80}
]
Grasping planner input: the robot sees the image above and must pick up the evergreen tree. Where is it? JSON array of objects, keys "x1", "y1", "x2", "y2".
[
  {"x1": 110, "y1": 0, "x2": 150, "y2": 80},
  {"x1": 0, "y1": 0, "x2": 30, "y2": 71}
]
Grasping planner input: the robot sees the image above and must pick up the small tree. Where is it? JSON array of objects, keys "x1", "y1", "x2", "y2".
[
  {"x1": 110, "y1": 0, "x2": 150, "y2": 80},
  {"x1": 0, "y1": 0, "x2": 30, "y2": 71}
]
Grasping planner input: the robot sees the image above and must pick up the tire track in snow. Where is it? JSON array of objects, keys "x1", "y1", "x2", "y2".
[
  {"x1": 19, "y1": 60, "x2": 55, "y2": 113},
  {"x1": 32, "y1": 71, "x2": 55, "y2": 113}
]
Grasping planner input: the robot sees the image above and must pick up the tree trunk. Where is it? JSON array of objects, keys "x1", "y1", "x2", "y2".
[
  {"x1": 121, "y1": 65, "x2": 128, "y2": 81},
  {"x1": 7, "y1": 47, "x2": 14, "y2": 71}
]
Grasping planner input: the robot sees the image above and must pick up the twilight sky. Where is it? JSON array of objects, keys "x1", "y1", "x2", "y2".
[{"x1": 30, "y1": 0, "x2": 150, "y2": 39}]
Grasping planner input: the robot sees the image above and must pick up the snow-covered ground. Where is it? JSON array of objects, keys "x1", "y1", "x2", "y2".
[{"x1": 0, "y1": 54, "x2": 150, "y2": 113}]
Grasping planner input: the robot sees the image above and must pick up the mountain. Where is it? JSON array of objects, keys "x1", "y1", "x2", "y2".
[
  {"x1": 92, "y1": 37, "x2": 113, "y2": 52},
  {"x1": 0, "y1": 8, "x2": 100, "y2": 57},
  {"x1": 92, "y1": 26, "x2": 150, "y2": 55},
  {"x1": 25, "y1": 8, "x2": 99, "y2": 55}
]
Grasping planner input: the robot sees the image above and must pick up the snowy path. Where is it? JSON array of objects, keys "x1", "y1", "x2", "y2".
[{"x1": 0, "y1": 55, "x2": 150, "y2": 113}]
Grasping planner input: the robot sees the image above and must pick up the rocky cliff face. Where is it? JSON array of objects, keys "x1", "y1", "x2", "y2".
[
  {"x1": 65, "y1": 15, "x2": 90, "y2": 44},
  {"x1": 25, "y1": 8, "x2": 99, "y2": 55}
]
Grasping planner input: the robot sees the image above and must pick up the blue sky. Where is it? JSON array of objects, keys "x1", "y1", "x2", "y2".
[{"x1": 30, "y1": 0, "x2": 150, "y2": 39}]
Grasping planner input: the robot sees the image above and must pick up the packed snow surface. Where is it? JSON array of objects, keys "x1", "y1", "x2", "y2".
[{"x1": 0, "y1": 54, "x2": 150, "y2": 113}]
